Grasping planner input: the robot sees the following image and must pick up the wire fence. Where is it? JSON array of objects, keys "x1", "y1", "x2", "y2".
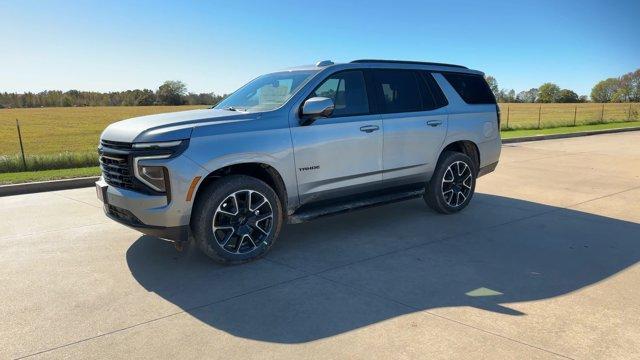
[
  {"x1": 1, "y1": 104, "x2": 639, "y2": 173},
  {"x1": 499, "y1": 103, "x2": 639, "y2": 130}
]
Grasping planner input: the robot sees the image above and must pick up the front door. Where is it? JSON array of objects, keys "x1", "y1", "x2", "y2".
[{"x1": 290, "y1": 70, "x2": 383, "y2": 204}]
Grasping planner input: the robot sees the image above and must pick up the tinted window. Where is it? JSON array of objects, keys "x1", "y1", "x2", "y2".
[
  {"x1": 416, "y1": 74, "x2": 437, "y2": 110},
  {"x1": 374, "y1": 70, "x2": 422, "y2": 113},
  {"x1": 311, "y1": 71, "x2": 369, "y2": 117},
  {"x1": 442, "y1": 73, "x2": 496, "y2": 104},
  {"x1": 421, "y1": 72, "x2": 449, "y2": 108}
]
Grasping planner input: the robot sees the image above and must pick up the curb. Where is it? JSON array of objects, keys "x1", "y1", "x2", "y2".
[
  {"x1": 0, "y1": 176, "x2": 99, "y2": 197},
  {"x1": 502, "y1": 126, "x2": 640, "y2": 144}
]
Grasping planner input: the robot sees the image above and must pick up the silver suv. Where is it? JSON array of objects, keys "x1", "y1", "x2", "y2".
[{"x1": 96, "y1": 59, "x2": 501, "y2": 264}]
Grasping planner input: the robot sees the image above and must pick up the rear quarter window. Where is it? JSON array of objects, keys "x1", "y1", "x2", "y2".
[{"x1": 442, "y1": 73, "x2": 496, "y2": 104}]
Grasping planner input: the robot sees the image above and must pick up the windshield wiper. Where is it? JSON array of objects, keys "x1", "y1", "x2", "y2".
[{"x1": 224, "y1": 106, "x2": 247, "y2": 112}]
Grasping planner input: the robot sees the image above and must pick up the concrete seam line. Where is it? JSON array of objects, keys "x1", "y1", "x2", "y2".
[
  {"x1": 315, "y1": 273, "x2": 575, "y2": 360},
  {"x1": 15, "y1": 273, "x2": 311, "y2": 359},
  {"x1": 502, "y1": 126, "x2": 640, "y2": 144}
]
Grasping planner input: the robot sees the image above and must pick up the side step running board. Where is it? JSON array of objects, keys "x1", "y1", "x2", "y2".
[{"x1": 288, "y1": 188, "x2": 425, "y2": 224}]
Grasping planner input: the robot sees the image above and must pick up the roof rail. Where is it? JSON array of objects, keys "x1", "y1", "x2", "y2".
[{"x1": 350, "y1": 59, "x2": 467, "y2": 69}]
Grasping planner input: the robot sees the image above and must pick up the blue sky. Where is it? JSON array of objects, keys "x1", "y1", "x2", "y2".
[{"x1": 1, "y1": 0, "x2": 638, "y2": 96}]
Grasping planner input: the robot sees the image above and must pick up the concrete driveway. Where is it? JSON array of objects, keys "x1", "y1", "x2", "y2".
[{"x1": 2, "y1": 132, "x2": 639, "y2": 359}]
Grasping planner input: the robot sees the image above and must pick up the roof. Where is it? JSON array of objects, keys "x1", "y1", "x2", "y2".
[
  {"x1": 350, "y1": 59, "x2": 467, "y2": 69},
  {"x1": 281, "y1": 59, "x2": 481, "y2": 75}
]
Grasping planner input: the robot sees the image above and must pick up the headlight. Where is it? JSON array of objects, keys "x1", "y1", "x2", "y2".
[
  {"x1": 132, "y1": 140, "x2": 183, "y2": 149},
  {"x1": 134, "y1": 155, "x2": 170, "y2": 192}
]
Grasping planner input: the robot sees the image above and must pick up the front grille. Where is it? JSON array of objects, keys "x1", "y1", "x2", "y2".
[
  {"x1": 101, "y1": 140, "x2": 132, "y2": 150},
  {"x1": 99, "y1": 153, "x2": 135, "y2": 190}
]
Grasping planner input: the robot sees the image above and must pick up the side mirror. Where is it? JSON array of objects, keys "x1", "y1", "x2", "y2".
[{"x1": 300, "y1": 97, "x2": 334, "y2": 125}]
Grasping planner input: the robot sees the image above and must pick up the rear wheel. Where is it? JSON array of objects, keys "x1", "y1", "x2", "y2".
[
  {"x1": 192, "y1": 175, "x2": 283, "y2": 264},
  {"x1": 424, "y1": 151, "x2": 476, "y2": 214}
]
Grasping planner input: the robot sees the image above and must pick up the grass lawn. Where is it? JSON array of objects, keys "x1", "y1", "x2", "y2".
[
  {"x1": 501, "y1": 120, "x2": 640, "y2": 139},
  {"x1": 0, "y1": 166, "x2": 100, "y2": 185}
]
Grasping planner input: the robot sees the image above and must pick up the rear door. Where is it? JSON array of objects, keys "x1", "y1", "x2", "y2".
[
  {"x1": 372, "y1": 69, "x2": 448, "y2": 186},
  {"x1": 290, "y1": 70, "x2": 383, "y2": 204}
]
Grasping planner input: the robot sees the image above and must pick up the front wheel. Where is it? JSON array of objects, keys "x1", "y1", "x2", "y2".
[
  {"x1": 424, "y1": 151, "x2": 476, "y2": 214},
  {"x1": 191, "y1": 175, "x2": 283, "y2": 264}
]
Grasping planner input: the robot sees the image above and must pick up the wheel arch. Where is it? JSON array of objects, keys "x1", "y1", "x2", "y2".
[
  {"x1": 438, "y1": 140, "x2": 480, "y2": 172},
  {"x1": 191, "y1": 162, "x2": 288, "y2": 216}
]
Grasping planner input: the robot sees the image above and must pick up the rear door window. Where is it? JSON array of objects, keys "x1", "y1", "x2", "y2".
[
  {"x1": 421, "y1": 72, "x2": 449, "y2": 108},
  {"x1": 442, "y1": 73, "x2": 496, "y2": 104},
  {"x1": 373, "y1": 70, "x2": 423, "y2": 113}
]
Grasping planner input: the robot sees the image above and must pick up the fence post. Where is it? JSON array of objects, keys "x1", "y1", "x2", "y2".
[
  {"x1": 629, "y1": 103, "x2": 633, "y2": 121},
  {"x1": 16, "y1": 119, "x2": 27, "y2": 171},
  {"x1": 538, "y1": 105, "x2": 542, "y2": 129},
  {"x1": 573, "y1": 105, "x2": 577, "y2": 126},
  {"x1": 506, "y1": 106, "x2": 510, "y2": 129},
  {"x1": 600, "y1": 103, "x2": 605, "y2": 123}
]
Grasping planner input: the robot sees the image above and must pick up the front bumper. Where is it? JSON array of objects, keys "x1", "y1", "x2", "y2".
[
  {"x1": 95, "y1": 152, "x2": 207, "y2": 242},
  {"x1": 105, "y1": 202, "x2": 189, "y2": 242},
  {"x1": 96, "y1": 178, "x2": 191, "y2": 242}
]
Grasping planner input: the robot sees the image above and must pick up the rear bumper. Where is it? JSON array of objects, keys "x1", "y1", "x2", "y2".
[{"x1": 478, "y1": 161, "x2": 498, "y2": 177}]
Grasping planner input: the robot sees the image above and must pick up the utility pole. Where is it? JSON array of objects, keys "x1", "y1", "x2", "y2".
[
  {"x1": 16, "y1": 119, "x2": 27, "y2": 171},
  {"x1": 538, "y1": 105, "x2": 542, "y2": 129}
]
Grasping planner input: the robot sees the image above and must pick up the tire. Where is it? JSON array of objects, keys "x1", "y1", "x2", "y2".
[
  {"x1": 191, "y1": 175, "x2": 283, "y2": 265},
  {"x1": 424, "y1": 151, "x2": 477, "y2": 214}
]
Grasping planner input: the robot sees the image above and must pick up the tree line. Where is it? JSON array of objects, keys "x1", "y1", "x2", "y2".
[
  {"x1": 0, "y1": 81, "x2": 227, "y2": 108},
  {"x1": 487, "y1": 68, "x2": 639, "y2": 103},
  {"x1": 2, "y1": 69, "x2": 639, "y2": 108}
]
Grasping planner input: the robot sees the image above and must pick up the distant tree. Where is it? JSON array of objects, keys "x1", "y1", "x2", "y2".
[
  {"x1": 516, "y1": 88, "x2": 538, "y2": 103},
  {"x1": 537, "y1": 83, "x2": 561, "y2": 103},
  {"x1": 157, "y1": 80, "x2": 187, "y2": 105},
  {"x1": 590, "y1": 78, "x2": 620, "y2": 103},
  {"x1": 557, "y1": 89, "x2": 579, "y2": 103},
  {"x1": 485, "y1": 75, "x2": 499, "y2": 98},
  {"x1": 578, "y1": 95, "x2": 589, "y2": 103},
  {"x1": 496, "y1": 89, "x2": 516, "y2": 103},
  {"x1": 134, "y1": 89, "x2": 156, "y2": 106},
  {"x1": 613, "y1": 69, "x2": 640, "y2": 102}
]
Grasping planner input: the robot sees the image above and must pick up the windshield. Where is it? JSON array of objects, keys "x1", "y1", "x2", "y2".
[{"x1": 215, "y1": 70, "x2": 317, "y2": 112}]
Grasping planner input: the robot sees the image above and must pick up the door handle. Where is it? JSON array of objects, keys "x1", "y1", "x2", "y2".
[
  {"x1": 427, "y1": 120, "x2": 443, "y2": 127},
  {"x1": 360, "y1": 125, "x2": 380, "y2": 133}
]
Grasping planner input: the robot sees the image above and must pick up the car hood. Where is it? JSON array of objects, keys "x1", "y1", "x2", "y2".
[{"x1": 100, "y1": 108, "x2": 253, "y2": 143}]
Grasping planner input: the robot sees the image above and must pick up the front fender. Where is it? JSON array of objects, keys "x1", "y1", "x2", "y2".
[{"x1": 184, "y1": 126, "x2": 299, "y2": 210}]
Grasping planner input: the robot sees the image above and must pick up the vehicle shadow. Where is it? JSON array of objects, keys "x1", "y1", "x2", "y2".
[{"x1": 126, "y1": 193, "x2": 640, "y2": 343}]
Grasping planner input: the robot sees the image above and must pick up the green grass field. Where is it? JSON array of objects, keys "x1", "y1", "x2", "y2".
[
  {"x1": 0, "y1": 105, "x2": 207, "y2": 156},
  {"x1": 0, "y1": 103, "x2": 638, "y2": 176}
]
